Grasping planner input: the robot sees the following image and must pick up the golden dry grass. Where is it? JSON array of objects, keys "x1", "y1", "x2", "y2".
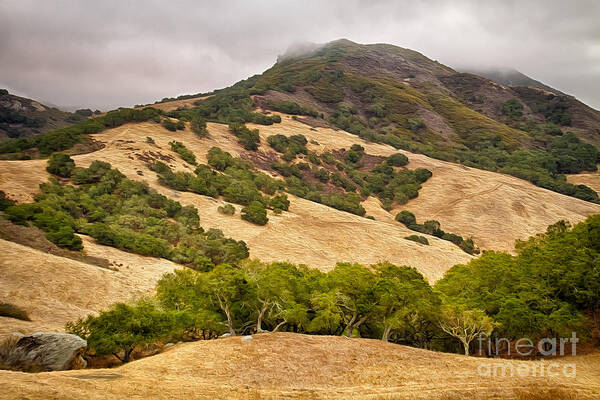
[
  {"x1": 0, "y1": 117, "x2": 599, "y2": 399},
  {"x1": 0, "y1": 332, "x2": 598, "y2": 399},
  {"x1": 248, "y1": 115, "x2": 600, "y2": 252},
  {"x1": 1, "y1": 116, "x2": 598, "y2": 277},
  {"x1": 567, "y1": 167, "x2": 600, "y2": 194},
  {"x1": 135, "y1": 96, "x2": 212, "y2": 113},
  {"x1": 0, "y1": 237, "x2": 179, "y2": 339},
  {"x1": 0, "y1": 120, "x2": 472, "y2": 282}
]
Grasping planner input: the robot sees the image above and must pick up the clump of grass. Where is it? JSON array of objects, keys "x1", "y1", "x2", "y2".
[
  {"x1": 0, "y1": 335, "x2": 45, "y2": 372},
  {"x1": 0, "y1": 303, "x2": 31, "y2": 321},
  {"x1": 218, "y1": 204, "x2": 235, "y2": 215},
  {"x1": 404, "y1": 235, "x2": 429, "y2": 245},
  {"x1": 0, "y1": 335, "x2": 20, "y2": 370}
]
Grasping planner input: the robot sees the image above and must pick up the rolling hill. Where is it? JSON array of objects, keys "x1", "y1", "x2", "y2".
[
  {"x1": 1, "y1": 332, "x2": 599, "y2": 399},
  {"x1": 1, "y1": 114, "x2": 598, "y2": 282},
  {"x1": 2, "y1": 111, "x2": 599, "y2": 338},
  {"x1": 0, "y1": 90, "x2": 84, "y2": 140},
  {"x1": 1, "y1": 39, "x2": 599, "y2": 400}
]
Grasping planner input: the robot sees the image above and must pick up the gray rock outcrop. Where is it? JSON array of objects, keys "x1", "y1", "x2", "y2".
[{"x1": 2, "y1": 332, "x2": 87, "y2": 372}]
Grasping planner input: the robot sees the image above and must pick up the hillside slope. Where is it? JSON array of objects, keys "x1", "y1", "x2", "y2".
[
  {"x1": 457, "y1": 67, "x2": 562, "y2": 94},
  {"x1": 0, "y1": 90, "x2": 79, "y2": 140},
  {"x1": 1, "y1": 114, "x2": 598, "y2": 275},
  {"x1": 0, "y1": 118, "x2": 472, "y2": 282},
  {"x1": 1, "y1": 332, "x2": 598, "y2": 399},
  {"x1": 568, "y1": 168, "x2": 600, "y2": 194},
  {"x1": 0, "y1": 237, "x2": 179, "y2": 338}
]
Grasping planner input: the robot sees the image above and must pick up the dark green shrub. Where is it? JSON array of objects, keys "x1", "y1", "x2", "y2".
[
  {"x1": 190, "y1": 115, "x2": 207, "y2": 136},
  {"x1": 267, "y1": 100, "x2": 318, "y2": 117},
  {"x1": 405, "y1": 235, "x2": 429, "y2": 245},
  {"x1": 267, "y1": 134, "x2": 289, "y2": 153},
  {"x1": 501, "y1": 99, "x2": 523, "y2": 119},
  {"x1": 75, "y1": 109, "x2": 93, "y2": 117},
  {"x1": 162, "y1": 119, "x2": 178, "y2": 132},
  {"x1": 218, "y1": 203, "x2": 235, "y2": 215},
  {"x1": 241, "y1": 201, "x2": 268, "y2": 225},
  {"x1": 4, "y1": 204, "x2": 42, "y2": 225},
  {"x1": 46, "y1": 153, "x2": 75, "y2": 177},
  {"x1": 71, "y1": 161, "x2": 117, "y2": 184},
  {"x1": 414, "y1": 168, "x2": 433, "y2": 183},
  {"x1": 0, "y1": 191, "x2": 15, "y2": 210},
  {"x1": 407, "y1": 118, "x2": 426, "y2": 132},
  {"x1": 45, "y1": 225, "x2": 83, "y2": 250},
  {"x1": 459, "y1": 238, "x2": 478, "y2": 255},
  {"x1": 169, "y1": 141, "x2": 197, "y2": 165},
  {"x1": 228, "y1": 122, "x2": 260, "y2": 150},
  {"x1": 387, "y1": 153, "x2": 409, "y2": 167},
  {"x1": 313, "y1": 168, "x2": 330, "y2": 183},
  {"x1": 207, "y1": 147, "x2": 234, "y2": 171},
  {"x1": 272, "y1": 162, "x2": 302, "y2": 178},
  {"x1": 267, "y1": 134, "x2": 307, "y2": 159},
  {"x1": 269, "y1": 194, "x2": 290, "y2": 211},
  {"x1": 441, "y1": 232, "x2": 463, "y2": 245},
  {"x1": 396, "y1": 210, "x2": 416, "y2": 226}
]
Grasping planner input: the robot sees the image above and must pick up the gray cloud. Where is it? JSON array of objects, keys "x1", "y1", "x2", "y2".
[{"x1": 0, "y1": 0, "x2": 598, "y2": 110}]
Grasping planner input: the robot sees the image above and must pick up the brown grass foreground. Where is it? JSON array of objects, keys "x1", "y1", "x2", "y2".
[{"x1": 0, "y1": 332, "x2": 598, "y2": 399}]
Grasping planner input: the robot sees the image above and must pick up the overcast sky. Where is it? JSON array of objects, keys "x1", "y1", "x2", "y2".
[{"x1": 1, "y1": 0, "x2": 599, "y2": 110}]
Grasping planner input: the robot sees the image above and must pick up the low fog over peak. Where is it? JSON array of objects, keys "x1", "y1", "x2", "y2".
[{"x1": 1, "y1": 0, "x2": 598, "y2": 110}]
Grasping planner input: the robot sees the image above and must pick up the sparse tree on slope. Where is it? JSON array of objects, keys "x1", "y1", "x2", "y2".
[
  {"x1": 328, "y1": 263, "x2": 378, "y2": 337},
  {"x1": 439, "y1": 304, "x2": 495, "y2": 356},
  {"x1": 207, "y1": 264, "x2": 249, "y2": 335}
]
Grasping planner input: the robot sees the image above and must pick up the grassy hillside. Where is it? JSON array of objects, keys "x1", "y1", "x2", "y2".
[
  {"x1": 0, "y1": 89, "x2": 87, "y2": 140},
  {"x1": 1, "y1": 116, "x2": 598, "y2": 274},
  {"x1": 170, "y1": 39, "x2": 600, "y2": 203},
  {"x1": 1, "y1": 40, "x2": 599, "y2": 202},
  {"x1": 0, "y1": 237, "x2": 179, "y2": 338},
  {"x1": 0, "y1": 118, "x2": 475, "y2": 283},
  {"x1": 1, "y1": 332, "x2": 598, "y2": 399}
]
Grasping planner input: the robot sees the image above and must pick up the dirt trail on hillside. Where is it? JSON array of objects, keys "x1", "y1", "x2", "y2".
[{"x1": 1, "y1": 332, "x2": 598, "y2": 399}]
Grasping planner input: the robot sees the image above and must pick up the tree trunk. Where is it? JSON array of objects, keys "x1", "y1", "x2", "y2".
[
  {"x1": 461, "y1": 339, "x2": 470, "y2": 356},
  {"x1": 273, "y1": 320, "x2": 286, "y2": 332},
  {"x1": 382, "y1": 325, "x2": 392, "y2": 342},
  {"x1": 224, "y1": 306, "x2": 235, "y2": 335},
  {"x1": 345, "y1": 314, "x2": 357, "y2": 337},
  {"x1": 256, "y1": 304, "x2": 268, "y2": 333}
]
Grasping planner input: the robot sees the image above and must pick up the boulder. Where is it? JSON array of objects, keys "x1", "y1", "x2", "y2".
[{"x1": 3, "y1": 332, "x2": 87, "y2": 372}]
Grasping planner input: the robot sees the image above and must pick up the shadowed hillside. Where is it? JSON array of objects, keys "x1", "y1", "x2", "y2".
[{"x1": 0, "y1": 90, "x2": 85, "y2": 140}]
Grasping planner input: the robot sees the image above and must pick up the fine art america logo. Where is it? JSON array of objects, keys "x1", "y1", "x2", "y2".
[{"x1": 476, "y1": 332, "x2": 578, "y2": 378}]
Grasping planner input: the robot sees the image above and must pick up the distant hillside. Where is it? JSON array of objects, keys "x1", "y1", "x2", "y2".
[
  {"x1": 0, "y1": 89, "x2": 94, "y2": 140},
  {"x1": 1, "y1": 39, "x2": 599, "y2": 202},
  {"x1": 457, "y1": 67, "x2": 561, "y2": 94},
  {"x1": 188, "y1": 39, "x2": 600, "y2": 202}
]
